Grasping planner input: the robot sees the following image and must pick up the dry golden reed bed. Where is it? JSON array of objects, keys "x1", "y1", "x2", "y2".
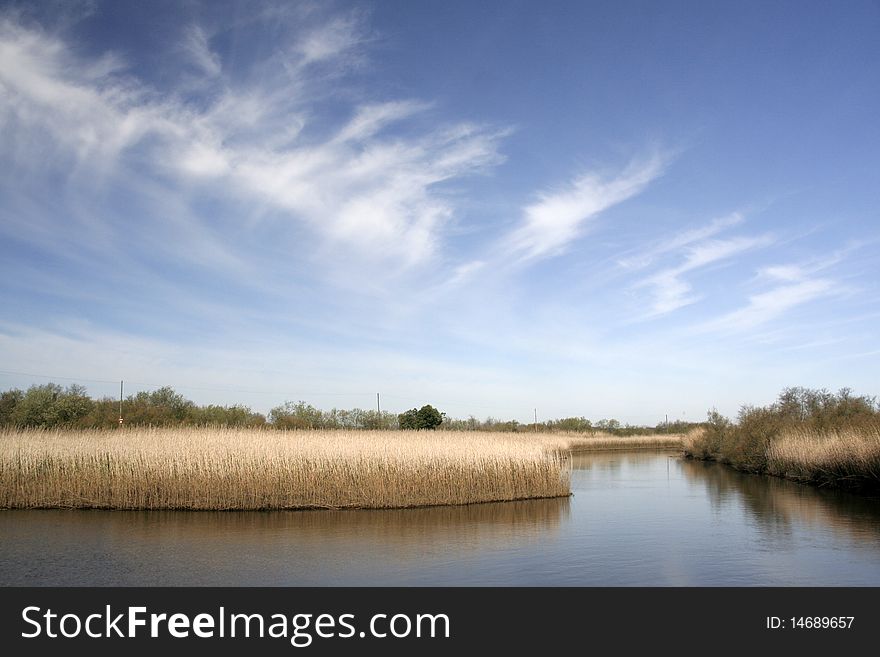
[
  {"x1": 767, "y1": 427, "x2": 880, "y2": 487},
  {"x1": 0, "y1": 428, "x2": 681, "y2": 510},
  {"x1": 558, "y1": 432, "x2": 683, "y2": 451},
  {"x1": 0, "y1": 428, "x2": 573, "y2": 510},
  {"x1": 684, "y1": 425, "x2": 880, "y2": 489}
]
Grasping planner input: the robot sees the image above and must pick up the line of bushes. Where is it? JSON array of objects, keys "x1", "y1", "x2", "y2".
[
  {"x1": 0, "y1": 382, "x2": 693, "y2": 434},
  {"x1": 437, "y1": 415, "x2": 696, "y2": 435},
  {"x1": 268, "y1": 400, "x2": 397, "y2": 430},
  {"x1": 0, "y1": 384, "x2": 267, "y2": 429},
  {"x1": 683, "y1": 387, "x2": 880, "y2": 490}
]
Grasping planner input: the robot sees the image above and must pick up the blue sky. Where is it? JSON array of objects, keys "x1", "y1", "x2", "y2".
[{"x1": 1, "y1": 0, "x2": 878, "y2": 424}]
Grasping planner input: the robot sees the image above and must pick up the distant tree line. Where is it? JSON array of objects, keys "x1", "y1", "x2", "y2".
[
  {"x1": 0, "y1": 381, "x2": 701, "y2": 434},
  {"x1": 0, "y1": 384, "x2": 266, "y2": 429},
  {"x1": 437, "y1": 414, "x2": 696, "y2": 435},
  {"x1": 268, "y1": 400, "x2": 397, "y2": 430}
]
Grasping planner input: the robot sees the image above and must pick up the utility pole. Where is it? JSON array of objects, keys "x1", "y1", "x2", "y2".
[
  {"x1": 119, "y1": 380, "x2": 124, "y2": 426},
  {"x1": 377, "y1": 393, "x2": 380, "y2": 414},
  {"x1": 534, "y1": 408, "x2": 538, "y2": 434},
  {"x1": 665, "y1": 414, "x2": 669, "y2": 433}
]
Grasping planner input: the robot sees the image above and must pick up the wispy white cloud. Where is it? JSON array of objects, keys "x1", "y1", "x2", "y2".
[
  {"x1": 703, "y1": 279, "x2": 835, "y2": 332},
  {"x1": 698, "y1": 248, "x2": 859, "y2": 333},
  {"x1": 333, "y1": 100, "x2": 431, "y2": 143},
  {"x1": 758, "y1": 264, "x2": 805, "y2": 283},
  {"x1": 0, "y1": 12, "x2": 506, "y2": 271},
  {"x1": 502, "y1": 153, "x2": 668, "y2": 262},
  {"x1": 0, "y1": 18, "x2": 169, "y2": 168},
  {"x1": 638, "y1": 269, "x2": 699, "y2": 316},
  {"x1": 426, "y1": 259, "x2": 488, "y2": 295},
  {"x1": 635, "y1": 233, "x2": 774, "y2": 316},
  {"x1": 219, "y1": 120, "x2": 506, "y2": 267},
  {"x1": 295, "y1": 13, "x2": 367, "y2": 65},
  {"x1": 756, "y1": 242, "x2": 865, "y2": 284},
  {"x1": 182, "y1": 25, "x2": 221, "y2": 77},
  {"x1": 683, "y1": 236, "x2": 772, "y2": 270},
  {"x1": 617, "y1": 212, "x2": 744, "y2": 270}
]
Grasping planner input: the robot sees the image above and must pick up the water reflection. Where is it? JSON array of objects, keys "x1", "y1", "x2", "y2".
[
  {"x1": 2, "y1": 452, "x2": 880, "y2": 586},
  {"x1": 679, "y1": 458, "x2": 880, "y2": 546},
  {"x1": 570, "y1": 450, "x2": 624, "y2": 473},
  {"x1": 0, "y1": 498, "x2": 569, "y2": 586},
  {"x1": 565, "y1": 450, "x2": 880, "y2": 585}
]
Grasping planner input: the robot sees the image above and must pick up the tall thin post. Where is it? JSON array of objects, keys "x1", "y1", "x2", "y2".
[
  {"x1": 665, "y1": 413, "x2": 669, "y2": 433},
  {"x1": 534, "y1": 408, "x2": 538, "y2": 433},
  {"x1": 377, "y1": 393, "x2": 380, "y2": 414},
  {"x1": 119, "y1": 380, "x2": 124, "y2": 425}
]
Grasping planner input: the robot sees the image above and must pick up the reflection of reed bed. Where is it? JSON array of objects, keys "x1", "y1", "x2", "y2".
[
  {"x1": 0, "y1": 428, "x2": 570, "y2": 510},
  {"x1": 300, "y1": 496, "x2": 570, "y2": 537},
  {"x1": 568, "y1": 449, "x2": 676, "y2": 471},
  {"x1": 0, "y1": 497, "x2": 572, "y2": 585},
  {"x1": 679, "y1": 458, "x2": 880, "y2": 544},
  {"x1": 67, "y1": 497, "x2": 570, "y2": 544},
  {"x1": 767, "y1": 428, "x2": 880, "y2": 490}
]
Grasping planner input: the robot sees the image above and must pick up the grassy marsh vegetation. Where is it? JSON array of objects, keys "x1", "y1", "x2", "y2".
[
  {"x1": 0, "y1": 428, "x2": 573, "y2": 510},
  {"x1": 559, "y1": 433, "x2": 683, "y2": 451},
  {"x1": 683, "y1": 387, "x2": 880, "y2": 491},
  {"x1": 767, "y1": 427, "x2": 880, "y2": 489},
  {"x1": 0, "y1": 428, "x2": 680, "y2": 510}
]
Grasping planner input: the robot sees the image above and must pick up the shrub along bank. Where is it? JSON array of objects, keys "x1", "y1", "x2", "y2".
[{"x1": 683, "y1": 387, "x2": 880, "y2": 491}]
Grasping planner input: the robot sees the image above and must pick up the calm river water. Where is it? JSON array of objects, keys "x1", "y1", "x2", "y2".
[{"x1": 2, "y1": 450, "x2": 880, "y2": 585}]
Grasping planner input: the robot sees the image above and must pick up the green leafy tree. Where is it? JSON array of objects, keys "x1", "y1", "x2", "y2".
[
  {"x1": 398, "y1": 408, "x2": 419, "y2": 430},
  {"x1": 54, "y1": 384, "x2": 94, "y2": 425},
  {"x1": 416, "y1": 405, "x2": 443, "y2": 430},
  {"x1": 7, "y1": 383, "x2": 93, "y2": 428},
  {"x1": 191, "y1": 404, "x2": 266, "y2": 427},
  {"x1": 146, "y1": 386, "x2": 194, "y2": 421},
  {"x1": 77, "y1": 397, "x2": 126, "y2": 428},
  {"x1": 549, "y1": 416, "x2": 593, "y2": 432},
  {"x1": 361, "y1": 410, "x2": 397, "y2": 430},
  {"x1": 124, "y1": 386, "x2": 195, "y2": 425},
  {"x1": 595, "y1": 418, "x2": 621, "y2": 432},
  {"x1": 0, "y1": 388, "x2": 23, "y2": 425},
  {"x1": 10, "y1": 383, "x2": 64, "y2": 427},
  {"x1": 269, "y1": 401, "x2": 325, "y2": 429},
  {"x1": 398, "y1": 406, "x2": 443, "y2": 431}
]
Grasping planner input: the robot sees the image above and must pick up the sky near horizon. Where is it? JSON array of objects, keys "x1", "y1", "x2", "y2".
[{"x1": 0, "y1": 0, "x2": 878, "y2": 425}]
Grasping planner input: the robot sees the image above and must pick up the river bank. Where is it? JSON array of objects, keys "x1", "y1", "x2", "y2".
[{"x1": 683, "y1": 426, "x2": 880, "y2": 492}]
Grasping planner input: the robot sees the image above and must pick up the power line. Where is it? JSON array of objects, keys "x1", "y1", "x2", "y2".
[
  {"x1": 0, "y1": 369, "x2": 370, "y2": 398},
  {"x1": 0, "y1": 368, "x2": 545, "y2": 418},
  {"x1": 0, "y1": 369, "x2": 119, "y2": 385},
  {"x1": 381, "y1": 393, "x2": 527, "y2": 413},
  {"x1": 126, "y1": 381, "x2": 363, "y2": 397}
]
